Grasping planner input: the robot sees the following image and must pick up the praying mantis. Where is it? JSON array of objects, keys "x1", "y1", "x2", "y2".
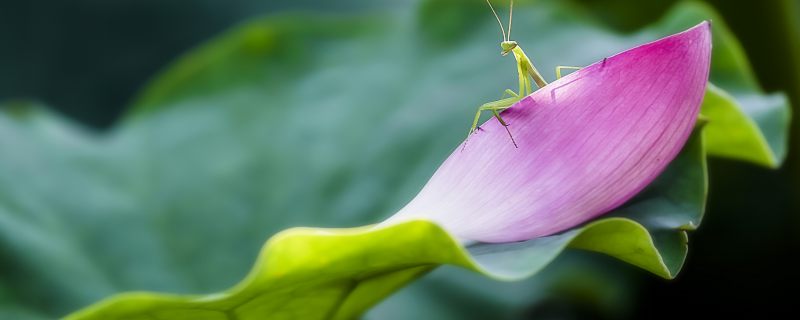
[{"x1": 467, "y1": 0, "x2": 581, "y2": 147}]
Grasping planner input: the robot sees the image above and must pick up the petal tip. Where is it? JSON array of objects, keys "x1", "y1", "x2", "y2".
[{"x1": 688, "y1": 20, "x2": 712, "y2": 42}]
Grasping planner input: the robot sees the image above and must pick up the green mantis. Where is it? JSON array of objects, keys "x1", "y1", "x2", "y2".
[{"x1": 467, "y1": 0, "x2": 580, "y2": 147}]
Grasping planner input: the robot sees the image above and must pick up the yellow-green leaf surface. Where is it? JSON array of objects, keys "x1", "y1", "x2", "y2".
[
  {"x1": 700, "y1": 83, "x2": 785, "y2": 167},
  {"x1": 0, "y1": 0, "x2": 789, "y2": 319},
  {"x1": 63, "y1": 220, "x2": 658, "y2": 320},
  {"x1": 67, "y1": 131, "x2": 705, "y2": 319}
]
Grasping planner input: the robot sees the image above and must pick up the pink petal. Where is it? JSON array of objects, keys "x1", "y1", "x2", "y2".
[{"x1": 387, "y1": 22, "x2": 712, "y2": 243}]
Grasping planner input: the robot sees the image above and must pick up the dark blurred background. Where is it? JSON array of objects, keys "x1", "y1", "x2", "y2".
[{"x1": 1, "y1": 0, "x2": 798, "y2": 318}]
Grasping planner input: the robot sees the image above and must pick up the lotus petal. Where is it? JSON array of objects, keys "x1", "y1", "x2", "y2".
[{"x1": 387, "y1": 22, "x2": 712, "y2": 243}]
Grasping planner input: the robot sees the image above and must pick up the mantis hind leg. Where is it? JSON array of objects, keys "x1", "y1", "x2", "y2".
[
  {"x1": 465, "y1": 96, "x2": 521, "y2": 149},
  {"x1": 556, "y1": 66, "x2": 582, "y2": 79}
]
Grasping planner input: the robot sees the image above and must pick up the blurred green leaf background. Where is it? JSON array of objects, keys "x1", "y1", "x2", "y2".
[{"x1": 1, "y1": 0, "x2": 798, "y2": 319}]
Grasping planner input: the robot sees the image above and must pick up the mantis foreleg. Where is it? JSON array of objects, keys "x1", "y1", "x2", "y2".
[
  {"x1": 501, "y1": 89, "x2": 519, "y2": 99},
  {"x1": 466, "y1": 96, "x2": 522, "y2": 148}
]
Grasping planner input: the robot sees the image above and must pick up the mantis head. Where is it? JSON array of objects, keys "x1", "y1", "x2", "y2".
[
  {"x1": 486, "y1": 0, "x2": 517, "y2": 56},
  {"x1": 501, "y1": 40, "x2": 518, "y2": 56}
]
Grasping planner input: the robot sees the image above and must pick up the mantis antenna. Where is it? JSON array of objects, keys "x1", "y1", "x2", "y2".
[
  {"x1": 486, "y1": 0, "x2": 507, "y2": 41},
  {"x1": 507, "y1": 0, "x2": 513, "y2": 40}
]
